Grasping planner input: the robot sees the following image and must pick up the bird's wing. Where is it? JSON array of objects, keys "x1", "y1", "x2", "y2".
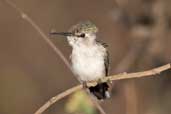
[
  {"x1": 104, "y1": 50, "x2": 110, "y2": 76},
  {"x1": 96, "y1": 40, "x2": 110, "y2": 76}
]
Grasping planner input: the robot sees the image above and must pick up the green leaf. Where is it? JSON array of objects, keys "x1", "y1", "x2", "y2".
[{"x1": 65, "y1": 90, "x2": 97, "y2": 114}]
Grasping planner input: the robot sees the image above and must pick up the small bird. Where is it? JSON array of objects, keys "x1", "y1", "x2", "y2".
[{"x1": 51, "y1": 21, "x2": 110, "y2": 100}]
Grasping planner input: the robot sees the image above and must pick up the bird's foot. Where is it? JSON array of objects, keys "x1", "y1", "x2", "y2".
[
  {"x1": 107, "y1": 79, "x2": 112, "y2": 84},
  {"x1": 82, "y1": 81, "x2": 88, "y2": 89},
  {"x1": 97, "y1": 78, "x2": 103, "y2": 84}
]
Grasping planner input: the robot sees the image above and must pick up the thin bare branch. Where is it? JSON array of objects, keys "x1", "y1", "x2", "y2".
[
  {"x1": 3, "y1": 0, "x2": 106, "y2": 114},
  {"x1": 35, "y1": 85, "x2": 82, "y2": 114},
  {"x1": 89, "y1": 96, "x2": 107, "y2": 114},
  {"x1": 4, "y1": 0, "x2": 72, "y2": 72},
  {"x1": 34, "y1": 63, "x2": 171, "y2": 114},
  {"x1": 4, "y1": 1, "x2": 171, "y2": 114}
]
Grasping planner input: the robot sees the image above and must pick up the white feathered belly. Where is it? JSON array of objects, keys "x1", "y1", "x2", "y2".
[{"x1": 71, "y1": 48, "x2": 105, "y2": 81}]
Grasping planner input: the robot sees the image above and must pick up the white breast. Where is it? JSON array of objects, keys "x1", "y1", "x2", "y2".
[{"x1": 71, "y1": 44, "x2": 106, "y2": 81}]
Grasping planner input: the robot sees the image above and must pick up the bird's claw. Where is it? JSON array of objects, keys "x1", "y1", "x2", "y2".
[{"x1": 82, "y1": 82, "x2": 88, "y2": 89}]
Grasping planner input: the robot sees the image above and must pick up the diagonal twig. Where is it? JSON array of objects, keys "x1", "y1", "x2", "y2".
[
  {"x1": 3, "y1": 0, "x2": 107, "y2": 114},
  {"x1": 3, "y1": 0, "x2": 73, "y2": 72},
  {"x1": 34, "y1": 63, "x2": 171, "y2": 114}
]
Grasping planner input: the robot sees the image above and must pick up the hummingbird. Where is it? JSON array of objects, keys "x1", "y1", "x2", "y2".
[{"x1": 51, "y1": 21, "x2": 110, "y2": 100}]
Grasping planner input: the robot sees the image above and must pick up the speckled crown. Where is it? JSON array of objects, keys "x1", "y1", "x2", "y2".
[{"x1": 69, "y1": 21, "x2": 98, "y2": 34}]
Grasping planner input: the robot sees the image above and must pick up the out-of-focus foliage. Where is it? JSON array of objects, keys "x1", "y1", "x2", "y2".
[{"x1": 65, "y1": 90, "x2": 97, "y2": 114}]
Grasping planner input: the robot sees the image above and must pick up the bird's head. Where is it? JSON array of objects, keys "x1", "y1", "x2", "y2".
[{"x1": 50, "y1": 21, "x2": 98, "y2": 46}]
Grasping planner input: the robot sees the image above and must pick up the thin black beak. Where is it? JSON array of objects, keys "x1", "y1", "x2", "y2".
[{"x1": 50, "y1": 32, "x2": 73, "y2": 36}]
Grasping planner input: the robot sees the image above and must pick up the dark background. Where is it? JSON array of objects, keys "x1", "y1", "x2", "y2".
[{"x1": 0, "y1": 0, "x2": 171, "y2": 114}]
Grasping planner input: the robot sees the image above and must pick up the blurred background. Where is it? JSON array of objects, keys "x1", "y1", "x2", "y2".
[{"x1": 0, "y1": 0, "x2": 171, "y2": 114}]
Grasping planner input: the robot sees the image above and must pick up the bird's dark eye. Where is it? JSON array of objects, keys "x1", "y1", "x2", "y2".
[{"x1": 79, "y1": 33, "x2": 85, "y2": 38}]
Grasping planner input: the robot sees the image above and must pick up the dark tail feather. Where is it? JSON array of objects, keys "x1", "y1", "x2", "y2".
[{"x1": 89, "y1": 82, "x2": 110, "y2": 100}]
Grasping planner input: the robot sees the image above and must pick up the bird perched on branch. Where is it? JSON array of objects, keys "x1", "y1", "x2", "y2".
[{"x1": 51, "y1": 21, "x2": 111, "y2": 100}]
